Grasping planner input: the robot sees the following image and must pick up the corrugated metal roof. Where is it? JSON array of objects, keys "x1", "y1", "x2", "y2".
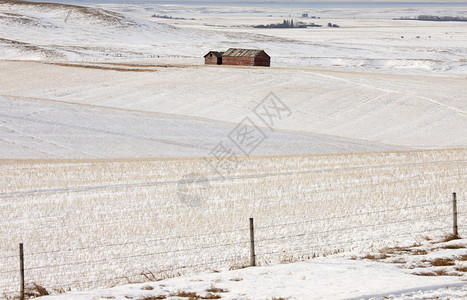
[
  {"x1": 204, "y1": 51, "x2": 224, "y2": 58},
  {"x1": 223, "y1": 48, "x2": 265, "y2": 58}
]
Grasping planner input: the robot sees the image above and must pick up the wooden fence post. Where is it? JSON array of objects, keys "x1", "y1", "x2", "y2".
[
  {"x1": 19, "y1": 243, "x2": 24, "y2": 300},
  {"x1": 453, "y1": 192, "x2": 459, "y2": 237},
  {"x1": 249, "y1": 218, "x2": 256, "y2": 267}
]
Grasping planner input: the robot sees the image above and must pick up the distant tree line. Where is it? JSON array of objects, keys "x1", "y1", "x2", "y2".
[
  {"x1": 394, "y1": 15, "x2": 467, "y2": 22},
  {"x1": 151, "y1": 14, "x2": 195, "y2": 20},
  {"x1": 254, "y1": 19, "x2": 322, "y2": 28}
]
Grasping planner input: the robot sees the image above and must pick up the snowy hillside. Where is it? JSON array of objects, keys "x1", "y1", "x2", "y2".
[
  {"x1": 0, "y1": 1, "x2": 465, "y2": 156},
  {"x1": 1, "y1": 1, "x2": 467, "y2": 73},
  {"x1": 0, "y1": 95, "x2": 396, "y2": 158},
  {"x1": 0, "y1": 60, "x2": 465, "y2": 157},
  {"x1": 0, "y1": 0, "x2": 214, "y2": 60}
]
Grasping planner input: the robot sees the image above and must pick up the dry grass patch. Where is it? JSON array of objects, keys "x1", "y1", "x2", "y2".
[
  {"x1": 172, "y1": 291, "x2": 221, "y2": 299},
  {"x1": 411, "y1": 249, "x2": 428, "y2": 255},
  {"x1": 229, "y1": 277, "x2": 243, "y2": 282},
  {"x1": 206, "y1": 285, "x2": 228, "y2": 293},
  {"x1": 50, "y1": 63, "x2": 157, "y2": 72},
  {"x1": 200, "y1": 294, "x2": 222, "y2": 300},
  {"x1": 416, "y1": 271, "x2": 436, "y2": 276},
  {"x1": 174, "y1": 291, "x2": 198, "y2": 298},
  {"x1": 416, "y1": 269, "x2": 458, "y2": 277},
  {"x1": 455, "y1": 266, "x2": 467, "y2": 272},
  {"x1": 458, "y1": 254, "x2": 467, "y2": 261},
  {"x1": 389, "y1": 257, "x2": 406, "y2": 264},
  {"x1": 431, "y1": 258, "x2": 456, "y2": 266},
  {"x1": 24, "y1": 283, "x2": 50, "y2": 298},
  {"x1": 141, "y1": 285, "x2": 154, "y2": 290},
  {"x1": 140, "y1": 270, "x2": 164, "y2": 282},
  {"x1": 363, "y1": 253, "x2": 388, "y2": 260},
  {"x1": 138, "y1": 296, "x2": 166, "y2": 300},
  {"x1": 440, "y1": 244, "x2": 466, "y2": 250},
  {"x1": 441, "y1": 234, "x2": 461, "y2": 243},
  {"x1": 229, "y1": 264, "x2": 249, "y2": 271},
  {"x1": 380, "y1": 246, "x2": 411, "y2": 256},
  {"x1": 434, "y1": 269, "x2": 459, "y2": 276},
  {"x1": 280, "y1": 256, "x2": 295, "y2": 264}
]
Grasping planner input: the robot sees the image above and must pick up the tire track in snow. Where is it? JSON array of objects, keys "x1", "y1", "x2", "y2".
[
  {"x1": 0, "y1": 112, "x2": 211, "y2": 153},
  {"x1": 2, "y1": 158, "x2": 466, "y2": 199},
  {"x1": 0, "y1": 122, "x2": 102, "y2": 159},
  {"x1": 307, "y1": 71, "x2": 467, "y2": 116}
]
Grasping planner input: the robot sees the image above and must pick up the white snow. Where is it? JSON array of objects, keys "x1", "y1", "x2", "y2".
[
  {"x1": 40, "y1": 238, "x2": 467, "y2": 300},
  {"x1": 0, "y1": 1, "x2": 466, "y2": 299},
  {"x1": 0, "y1": 95, "x2": 397, "y2": 158},
  {"x1": 0, "y1": 0, "x2": 217, "y2": 61},
  {"x1": 1, "y1": 60, "x2": 466, "y2": 153},
  {"x1": 0, "y1": 1, "x2": 466, "y2": 155},
  {"x1": 38, "y1": 258, "x2": 466, "y2": 300},
  {"x1": 1, "y1": 1, "x2": 467, "y2": 73}
]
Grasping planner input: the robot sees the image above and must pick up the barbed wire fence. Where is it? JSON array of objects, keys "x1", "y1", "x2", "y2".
[{"x1": 0, "y1": 193, "x2": 463, "y2": 299}]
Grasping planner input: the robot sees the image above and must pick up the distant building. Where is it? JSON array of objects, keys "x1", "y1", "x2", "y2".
[
  {"x1": 204, "y1": 51, "x2": 224, "y2": 65},
  {"x1": 222, "y1": 48, "x2": 270, "y2": 67},
  {"x1": 204, "y1": 48, "x2": 270, "y2": 67}
]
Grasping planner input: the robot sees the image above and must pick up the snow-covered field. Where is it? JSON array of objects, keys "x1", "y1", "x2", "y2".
[
  {"x1": 0, "y1": 95, "x2": 397, "y2": 158},
  {"x1": 1, "y1": 61, "x2": 466, "y2": 153},
  {"x1": 40, "y1": 238, "x2": 467, "y2": 299},
  {"x1": 1, "y1": 149, "x2": 466, "y2": 298},
  {"x1": 2, "y1": 0, "x2": 467, "y2": 73},
  {"x1": 1, "y1": 1, "x2": 466, "y2": 155},
  {"x1": 1, "y1": 0, "x2": 467, "y2": 299}
]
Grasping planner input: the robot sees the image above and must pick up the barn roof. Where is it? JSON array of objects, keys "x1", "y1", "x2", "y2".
[
  {"x1": 223, "y1": 48, "x2": 268, "y2": 58},
  {"x1": 204, "y1": 51, "x2": 224, "y2": 58}
]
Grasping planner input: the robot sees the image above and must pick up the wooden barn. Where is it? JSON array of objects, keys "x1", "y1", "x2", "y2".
[
  {"x1": 222, "y1": 48, "x2": 270, "y2": 67},
  {"x1": 204, "y1": 51, "x2": 224, "y2": 65}
]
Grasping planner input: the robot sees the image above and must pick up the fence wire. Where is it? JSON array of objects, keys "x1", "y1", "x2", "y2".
[{"x1": 0, "y1": 197, "x2": 463, "y2": 298}]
